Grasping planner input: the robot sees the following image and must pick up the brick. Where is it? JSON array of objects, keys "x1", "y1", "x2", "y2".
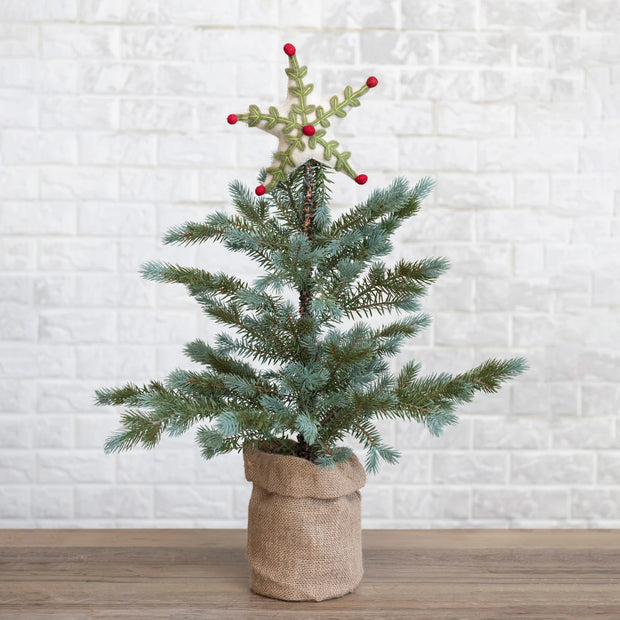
[
  {"x1": 572, "y1": 489, "x2": 620, "y2": 519},
  {"x1": 159, "y1": 0, "x2": 238, "y2": 25},
  {"x1": 0, "y1": 0, "x2": 77, "y2": 21},
  {"x1": 360, "y1": 31, "x2": 434, "y2": 66},
  {"x1": 477, "y1": 210, "x2": 571, "y2": 242},
  {"x1": 394, "y1": 418, "x2": 472, "y2": 450},
  {"x1": 76, "y1": 485, "x2": 153, "y2": 518},
  {"x1": 438, "y1": 103, "x2": 514, "y2": 137},
  {"x1": 475, "y1": 278, "x2": 551, "y2": 312},
  {"x1": 582, "y1": 384, "x2": 620, "y2": 417},
  {"x1": 362, "y1": 486, "x2": 394, "y2": 518},
  {"x1": 39, "y1": 309, "x2": 116, "y2": 344},
  {"x1": 403, "y1": 0, "x2": 476, "y2": 29},
  {"x1": 32, "y1": 487, "x2": 73, "y2": 518},
  {"x1": 513, "y1": 378, "x2": 578, "y2": 416},
  {"x1": 155, "y1": 486, "x2": 233, "y2": 518},
  {"x1": 516, "y1": 102, "x2": 585, "y2": 138},
  {"x1": 0, "y1": 92, "x2": 37, "y2": 128},
  {"x1": 512, "y1": 34, "x2": 548, "y2": 67},
  {"x1": 79, "y1": 133, "x2": 156, "y2": 165},
  {"x1": 585, "y1": 0, "x2": 620, "y2": 29},
  {"x1": 474, "y1": 417, "x2": 550, "y2": 449},
  {"x1": 349, "y1": 136, "x2": 399, "y2": 170},
  {"x1": 75, "y1": 344, "x2": 155, "y2": 379},
  {"x1": 432, "y1": 453, "x2": 507, "y2": 484},
  {"x1": 40, "y1": 96, "x2": 116, "y2": 130},
  {"x1": 117, "y1": 451, "x2": 196, "y2": 484},
  {"x1": 79, "y1": 62, "x2": 155, "y2": 94},
  {"x1": 0, "y1": 167, "x2": 37, "y2": 200},
  {"x1": 515, "y1": 174, "x2": 549, "y2": 206},
  {"x1": 118, "y1": 310, "x2": 197, "y2": 345},
  {"x1": 481, "y1": 0, "x2": 581, "y2": 30},
  {"x1": 485, "y1": 62, "x2": 550, "y2": 101},
  {"x1": 324, "y1": 0, "x2": 398, "y2": 28},
  {"x1": 39, "y1": 239, "x2": 117, "y2": 271},
  {"x1": 37, "y1": 60, "x2": 78, "y2": 93},
  {"x1": 425, "y1": 276, "x2": 475, "y2": 311},
  {"x1": 551, "y1": 34, "x2": 620, "y2": 72},
  {"x1": 480, "y1": 139, "x2": 577, "y2": 172},
  {"x1": 80, "y1": 0, "x2": 156, "y2": 23},
  {"x1": 0, "y1": 451, "x2": 35, "y2": 483},
  {"x1": 434, "y1": 313, "x2": 509, "y2": 347},
  {"x1": 158, "y1": 62, "x2": 239, "y2": 97},
  {"x1": 195, "y1": 451, "x2": 244, "y2": 484},
  {"x1": 79, "y1": 202, "x2": 156, "y2": 235},
  {"x1": 283, "y1": 32, "x2": 358, "y2": 66},
  {"x1": 355, "y1": 102, "x2": 434, "y2": 136},
  {"x1": 120, "y1": 98, "x2": 194, "y2": 131},
  {"x1": 238, "y1": 0, "x2": 278, "y2": 26},
  {"x1": 0, "y1": 24, "x2": 38, "y2": 57},
  {"x1": 232, "y1": 485, "x2": 252, "y2": 519},
  {"x1": 580, "y1": 141, "x2": 620, "y2": 173},
  {"x1": 38, "y1": 451, "x2": 115, "y2": 483},
  {"x1": 552, "y1": 417, "x2": 615, "y2": 449},
  {"x1": 439, "y1": 33, "x2": 512, "y2": 66},
  {"x1": 512, "y1": 452, "x2": 595, "y2": 484},
  {"x1": 0, "y1": 414, "x2": 32, "y2": 447},
  {"x1": 121, "y1": 26, "x2": 196, "y2": 60},
  {"x1": 394, "y1": 488, "x2": 470, "y2": 519},
  {"x1": 400, "y1": 137, "x2": 476, "y2": 171},
  {"x1": 0, "y1": 305, "x2": 37, "y2": 341},
  {"x1": 33, "y1": 415, "x2": 75, "y2": 448},
  {"x1": 2, "y1": 131, "x2": 78, "y2": 165},
  {"x1": 473, "y1": 489, "x2": 568, "y2": 519},
  {"x1": 437, "y1": 173, "x2": 514, "y2": 208},
  {"x1": 75, "y1": 415, "x2": 118, "y2": 448},
  {"x1": 120, "y1": 168, "x2": 199, "y2": 201},
  {"x1": 41, "y1": 24, "x2": 118, "y2": 58},
  {"x1": 598, "y1": 453, "x2": 620, "y2": 484},
  {"x1": 37, "y1": 381, "x2": 99, "y2": 413},
  {"x1": 0, "y1": 487, "x2": 29, "y2": 518},
  {"x1": 1, "y1": 202, "x2": 77, "y2": 234},
  {"x1": 401, "y1": 68, "x2": 477, "y2": 101},
  {"x1": 371, "y1": 452, "x2": 431, "y2": 484},
  {"x1": 0, "y1": 274, "x2": 33, "y2": 305},
  {"x1": 402, "y1": 208, "x2": 473, "y2": 242},
  {"x1": 159, "y1": 134, "x2": 235, "y2": 167},
  {"x1": 322, "y1": 67, "x2": 398, "y2": 102}
]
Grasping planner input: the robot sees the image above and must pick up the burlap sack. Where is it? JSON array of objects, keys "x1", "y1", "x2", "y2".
[{"x1": 243, "y1": 444, "x2": 366, "y2": 602}]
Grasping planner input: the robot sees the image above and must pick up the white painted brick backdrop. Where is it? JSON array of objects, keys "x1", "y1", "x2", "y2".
[{"x1": 0, "y1": 0, "x2": 619, "y2": 528}]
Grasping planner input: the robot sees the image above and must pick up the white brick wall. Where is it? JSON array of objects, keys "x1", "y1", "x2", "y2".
[{"x1": 1, "y1": 1, "x2": 619, "y2": 529}]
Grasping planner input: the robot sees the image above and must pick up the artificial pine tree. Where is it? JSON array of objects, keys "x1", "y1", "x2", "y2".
[{"x1": 96, "y1": 43, "x2": 526, "y2": 474}]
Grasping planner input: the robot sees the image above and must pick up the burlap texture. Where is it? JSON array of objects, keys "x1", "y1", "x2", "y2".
[{"x1": 243, "y1": 444, "x2": 366, "y2": 602}]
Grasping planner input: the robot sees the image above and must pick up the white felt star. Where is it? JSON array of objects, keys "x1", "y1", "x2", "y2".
[{"x1": 227, "y1": 42, "x2": 378, "y2": 195}]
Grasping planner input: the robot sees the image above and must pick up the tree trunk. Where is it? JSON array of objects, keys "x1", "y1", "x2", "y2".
[{"x1": 296, "y1": 160, "x2": 317, "y2": 460}]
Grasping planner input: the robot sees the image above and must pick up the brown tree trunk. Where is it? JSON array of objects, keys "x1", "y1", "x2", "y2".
[{"x1": 296, "y1": 161, "x2": 316, "y2": 460}]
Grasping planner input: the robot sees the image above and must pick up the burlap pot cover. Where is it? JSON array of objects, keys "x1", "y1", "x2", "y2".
[{"x1": 243, "y1": 445, "x2": 367, "y2": 602}]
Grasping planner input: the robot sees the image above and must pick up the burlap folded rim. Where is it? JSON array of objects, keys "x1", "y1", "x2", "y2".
[{"x1": 243, "y1": 443, "x2": 366, "y2": 602}]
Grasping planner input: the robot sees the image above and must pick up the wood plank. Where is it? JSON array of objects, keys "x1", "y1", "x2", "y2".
[{"x1": 0, "y1": 530, "x2": 619, "y2": 618}]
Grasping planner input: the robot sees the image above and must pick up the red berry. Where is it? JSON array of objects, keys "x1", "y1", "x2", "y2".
[
  {"x1": 355, "y1": 174, "x2": 368, "y2": 185},
  {"x1": 227, "y1": 114, "x2": 238, "y2": 125},
  {"x1": 283, "y1": 43, "x2": 296, "y2": 56},
  {"x1": 366, "y1": 76, "x2": 378, "y2": 88},
  {"x1": 255, "y1": 185, "x2": 266, "y2": 196},
  {"x1": 302, "y1": 125, "x2": 315, "y2": 136}
]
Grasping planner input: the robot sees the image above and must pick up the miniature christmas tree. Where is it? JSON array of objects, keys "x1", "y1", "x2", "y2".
[{"x1": 96, "y1": 43, "x2": 526, "y2": 472}]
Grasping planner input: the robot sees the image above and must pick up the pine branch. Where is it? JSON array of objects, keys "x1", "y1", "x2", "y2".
[{"x1": 341, "y1": 258, "x2": 449, "y2": 318}]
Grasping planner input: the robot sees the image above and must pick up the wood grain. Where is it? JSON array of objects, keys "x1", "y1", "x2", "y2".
[{"x1": 1, "y1": 530, "x2": 619, "y2": 618}]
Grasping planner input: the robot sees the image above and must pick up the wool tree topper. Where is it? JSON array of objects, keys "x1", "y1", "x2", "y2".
[{"x1": 227, "y1": 42, "x2": 377, "y2": 195}]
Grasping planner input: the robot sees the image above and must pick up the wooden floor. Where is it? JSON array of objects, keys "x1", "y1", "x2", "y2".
[{"x1": 1, "y1": 529, "x2": 619, "y2": 618}]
